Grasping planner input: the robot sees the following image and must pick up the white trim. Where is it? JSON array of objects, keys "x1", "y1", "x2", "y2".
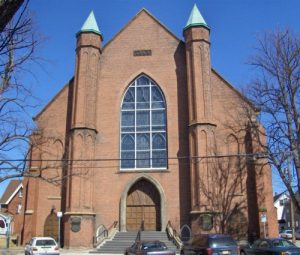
[
  {"x1": 274, "y1": 193, "x2": 286, "y2": 204},
  {"x1": 2, "y1": 183, "x2": 23, "y2": 205}
]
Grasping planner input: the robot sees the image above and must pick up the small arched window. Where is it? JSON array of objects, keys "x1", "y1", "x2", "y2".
[
  {"x1": 0, "y1": 219, "x2": 5, "y2": 228},
  {"x1": 120, "y1": 75, "x2": 167, "y2": 170}
]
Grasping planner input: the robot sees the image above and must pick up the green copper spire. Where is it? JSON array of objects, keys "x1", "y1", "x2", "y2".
[
  {"x1": 79, "y1": 11, "x2": 102, "y2": 36},
  {"x1": 184, "y1": 4, "x2": 209, "y2": 30}
]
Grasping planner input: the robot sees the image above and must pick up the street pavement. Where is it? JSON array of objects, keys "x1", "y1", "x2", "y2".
[
  {"x1": 0, "y1": 248, "x2": 98, "y2": 255},
  {"x1": 2, "y1": 241, "x2": 300, "y2": 255}
]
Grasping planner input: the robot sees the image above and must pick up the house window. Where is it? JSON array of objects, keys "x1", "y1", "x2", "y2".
[
  {"x1": 280, "y1": 199, "x2": 284, "y2": 206},
  {"x1": 120, "y1": 75, "x2": 167, "y2": 170},
  {"x1": 19, "y1": 188, "x2": 23, "y2": 198},
  {"x1": 16, "y1": 204, "x2": 22, "y2": 214}
]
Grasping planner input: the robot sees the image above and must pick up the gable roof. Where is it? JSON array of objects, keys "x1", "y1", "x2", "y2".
[
  {"x1": 212, "y1": 68, "x2": 258, "y2": 112},
  {"x1": 103, "y1": 8, "x2": 182, "y2": 50},
  {"x1": 273, "y1": 191, "x2": 288, "y2": 203},
  {"x1": 34, "y1": 78, "x2": 73, "y2": 121},
  {"x1": 0, "y1": 180, "x2": 22, "y2": 205}
]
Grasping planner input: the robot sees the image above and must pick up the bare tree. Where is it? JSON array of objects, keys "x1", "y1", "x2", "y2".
[
  {"x1": 247, "y1": 28, "x2": 300, "y2": 211},
  {"x1": 0, "y1": 0, "x2": 39, "y2": 182},
  {"x1": 199, "y1": 154, "x2": 248, "y2": 239},
  {"x1": 0, "y1": 0, "x2": 25, "y2": 32}
]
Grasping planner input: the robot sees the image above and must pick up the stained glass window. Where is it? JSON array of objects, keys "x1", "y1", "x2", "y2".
[{"x1": 120, "y1": 75, "x2": 167, "y2": 169}]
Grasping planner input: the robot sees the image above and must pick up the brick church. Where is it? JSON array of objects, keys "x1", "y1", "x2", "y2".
[{"x1": 20, "y1": 5, "x2": 278, "y2": 247}]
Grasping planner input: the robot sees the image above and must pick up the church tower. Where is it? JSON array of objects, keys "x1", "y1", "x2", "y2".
[
  {"x1": 64, "y1": 11, "x2": 102, "y2": 247},
  {"x1": 183, "y1": 4, "x2": 216, "y2": 234}
]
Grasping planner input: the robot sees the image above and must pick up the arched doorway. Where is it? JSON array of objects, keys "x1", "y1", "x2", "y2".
[
  {"x1": 126, "y1": 179, "x2": 161, "y2": 231},
  {"x1": 44, "y1": 211, "x2": 58, "y2": 240}
]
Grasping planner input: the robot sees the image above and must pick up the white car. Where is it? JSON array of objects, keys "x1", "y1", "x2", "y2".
[
  {"x1": 25, "y1": 237, "x2": 59, "y2": 255},
  {"x1": 279, "y1": 229, "x2": 293, "y2": 239}
]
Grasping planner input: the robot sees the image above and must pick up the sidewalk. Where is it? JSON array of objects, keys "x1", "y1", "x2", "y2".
[
  {"x1": 0, "y1": 247, "x2": 97, "y2": 255},
  {"x1": 295, "y1": 240, "x2": 300, "y2": 247}
]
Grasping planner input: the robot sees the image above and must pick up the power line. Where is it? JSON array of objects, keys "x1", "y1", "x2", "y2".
[{"x1": 0, "y1": 152, "x2": 271, "y2": 163}]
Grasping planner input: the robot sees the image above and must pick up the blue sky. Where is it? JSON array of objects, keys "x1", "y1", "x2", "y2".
[{"x1": 1, "y1": 0, "x2": 300, "y2": 196}]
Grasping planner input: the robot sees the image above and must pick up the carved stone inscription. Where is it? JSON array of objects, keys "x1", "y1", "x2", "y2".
[{"x1": 133, "y1": 50, "x2": 152, "y2": 56}]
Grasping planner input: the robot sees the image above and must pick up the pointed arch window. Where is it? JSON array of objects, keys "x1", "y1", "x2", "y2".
[{"x1": 120, "y1": 75, "x2": 167, "y2": 170}]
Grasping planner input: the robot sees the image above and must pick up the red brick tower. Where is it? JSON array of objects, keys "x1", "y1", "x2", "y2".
[
  {"x1": 183, "y1": 4, "x2": 216, "y2": 234},
  {"x1": 64, "y1": 11, "x2": 102, "y2": 247}
]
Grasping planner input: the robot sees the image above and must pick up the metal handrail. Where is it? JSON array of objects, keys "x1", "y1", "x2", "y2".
[
  {"x1": 95, "y1": 225, "x2": 108, "y2": 247},
  {"x1": 107, "y1": 221, "x2": 118, "y2": 236},
  {"x1": 135, "y1": 220, "x2": 144, "y2": 241},
  {"x1": 94, "y1": 221, "x2": 118, "y2": 247},
  {"x1": 166, "y1": 221, "x2": 183, "y2": 249}
]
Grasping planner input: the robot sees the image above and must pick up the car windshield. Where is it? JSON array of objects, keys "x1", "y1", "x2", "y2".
[
  {"x1": 210, "y1": 237, "x2": 237, "y2": 247},
  {"x1": 272, "y1": 239, "x2": 295, "y2": 247},
  {"x1": 142, "y1": 242, "x2": 167, "y2": 250},
  {"x1": 35, "y1": 239, "x2": 56, "y2": 246}
]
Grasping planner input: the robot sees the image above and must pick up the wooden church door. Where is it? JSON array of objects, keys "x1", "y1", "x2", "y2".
[
  {"x1": 126, "y1": 179, "x2": 161, "y2": 231},
  {"x1": 44, "y1": 211, "x2": 58, "y2": 240}
]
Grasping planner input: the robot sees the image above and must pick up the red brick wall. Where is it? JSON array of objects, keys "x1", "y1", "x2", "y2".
[
  {"x1": 21, "y1": 10, "x2": 278, "y2": 247},
  {"x1": 4, "y1": 189, "x2": 23, "y2": 237}
]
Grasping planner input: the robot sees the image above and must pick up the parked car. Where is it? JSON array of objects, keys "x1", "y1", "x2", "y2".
[
  {"x1": 279, "y1": 229, "x2": 293, "y2": 239},
  {"x1": 240, "y1": 238, "x2": 300, "y2": 255},
  {"x1": 125, "y1": 240, "x2": 175, "y2": 255},
  {"x1": 25, "y1": 237, "x2": 59, "y2": 255},
  {"x1": 295, "y1": 229, "x2": 300, "y2": 240},
  {"x1": 181, "y1": 234, "x2": 239, "y2": 255}
]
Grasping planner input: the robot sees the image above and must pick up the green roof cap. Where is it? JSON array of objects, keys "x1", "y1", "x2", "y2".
[
  {"x1": 184, "y1": 4, "x2": 209, "y2": 30},
  {"x1": 79, "y1": 11, "x2": 102, "y2": 36}
]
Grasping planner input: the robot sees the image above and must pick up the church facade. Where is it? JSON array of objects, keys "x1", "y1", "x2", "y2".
[{"x1": 21, "y1": 5, "x2": 278, "y2": 247}]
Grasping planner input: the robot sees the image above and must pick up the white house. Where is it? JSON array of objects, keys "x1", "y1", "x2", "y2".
[{"x1": 274, "y1": 191, "x2": 289, "y2": 223}]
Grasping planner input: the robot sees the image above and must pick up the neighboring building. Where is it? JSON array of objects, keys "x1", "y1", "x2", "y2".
[
  {"x1": 274, "y1": 192, "x2": 300, "y2": 231},
  {"x1": 21, "y1": 5, "x2": 278, "y2": 247},
  {"x1": 274, "y1": 191, "x2": 289, "y2": 230},
  {"x1": 0, "y1": 180, "x2": 23, "y2": 239}
]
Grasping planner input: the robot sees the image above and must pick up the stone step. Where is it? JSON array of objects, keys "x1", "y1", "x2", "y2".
[{"x1": 94, "y1": 231, "x2": 179, "y2": 254}]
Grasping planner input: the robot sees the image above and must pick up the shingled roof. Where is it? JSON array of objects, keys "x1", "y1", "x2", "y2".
[{"x1": 0, "y1": 180, "x2": 22, "y2": 205}]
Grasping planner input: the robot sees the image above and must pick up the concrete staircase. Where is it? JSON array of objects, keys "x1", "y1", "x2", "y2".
[{"x1": 91, "y1": 231, "x2": 179, "y2": 254}]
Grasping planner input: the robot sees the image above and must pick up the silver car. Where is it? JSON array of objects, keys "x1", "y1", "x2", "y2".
[
  {"x1": 279, "y1": 229, "x2": 293, "y2": 239},
  {"x1": 25, "y1": 237, "x2": 59, "y2": 255}
]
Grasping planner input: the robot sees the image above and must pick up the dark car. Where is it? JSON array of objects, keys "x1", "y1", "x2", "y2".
[
  {"x1": 240, "y1": 238, "x2": 300, "y2": 255},
  {"x1": 125, "y1": 240, "x2": 175, "y2": 255},
  {"x1": 181, "y1": 234, "x2": 239, "y2": 255},
  {"x1": 295, "y1": 229, "x2": 300, "y2": 240}
]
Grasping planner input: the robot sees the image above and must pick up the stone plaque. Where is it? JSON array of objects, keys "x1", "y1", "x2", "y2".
[
  {"x1": 70, "y1": 217, "x2": 81, "y2": 232},
  {"x1": 199, "y1": 214, "x2": 213, "y2": 231},
  {"x1": 133, "y1": 50, "x2": 152, "y2": 56}
]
